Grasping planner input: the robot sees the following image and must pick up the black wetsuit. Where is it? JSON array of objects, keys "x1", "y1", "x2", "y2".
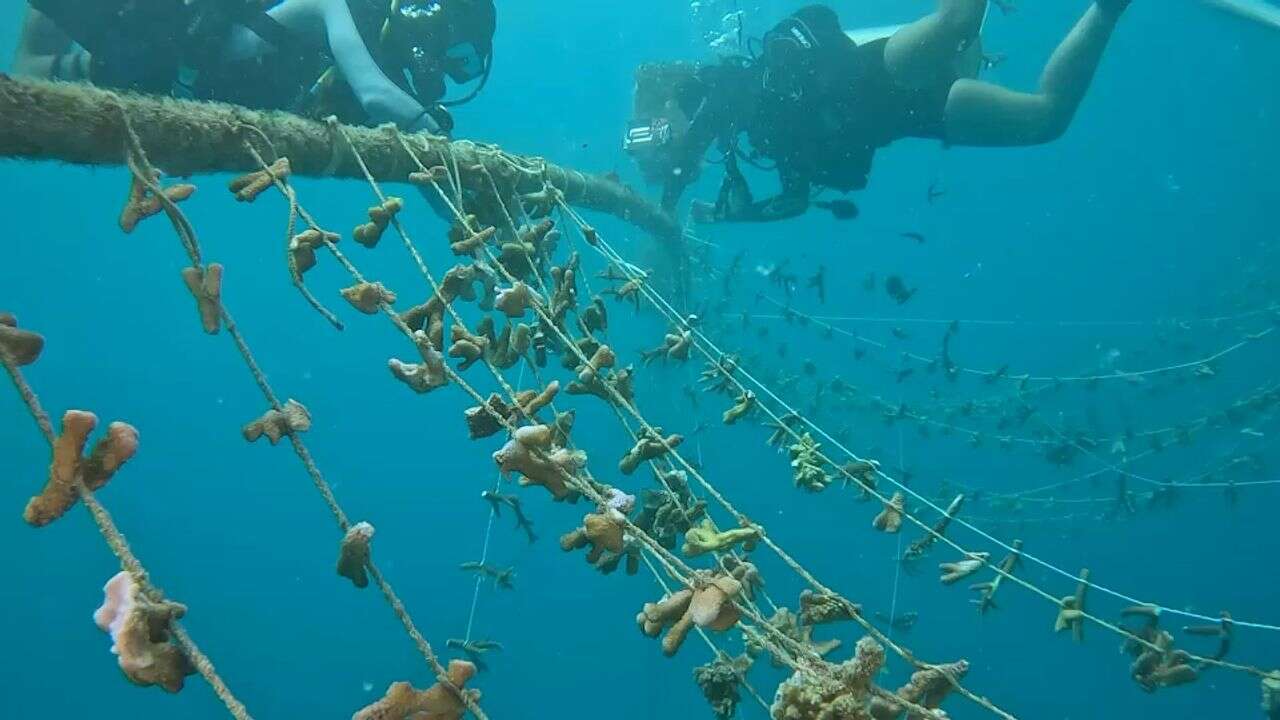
[{"x1": 679, "y1": 32, "x2": 959, "y2": 223}]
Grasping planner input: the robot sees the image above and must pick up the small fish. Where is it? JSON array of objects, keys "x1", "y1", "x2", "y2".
[
  {"x1": 446, "y1": 638, "x2": 505, "y2": 672},
  {"x1": 814, "y1": 199, "x2": 860, "y2": 220},
  {"x1": 900, "y1": 231, "x2": 926, "y2": 244},
  {"x1": 460, "y1": 562, "x2": 516, "y2": 589},
  {"x1": 808, "y1": 266, "x2": 827, "y2": 304},
  {"x1": 927, "y1": 182, "x2": 946, "y2": 204},
  {"x1": 481, "y1": 490, "x2": 537, "y2": 543}
]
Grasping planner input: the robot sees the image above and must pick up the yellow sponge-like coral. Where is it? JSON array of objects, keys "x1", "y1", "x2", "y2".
[
  {"x1": 24, "y1": 411, "x2": 138, "y2": 527},
  {"x1": 354, "y1": 659, "x2": 479, "y2": 720}
]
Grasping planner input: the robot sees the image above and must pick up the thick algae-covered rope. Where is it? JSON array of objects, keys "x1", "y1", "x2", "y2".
[{"x1": 0, "y1": 75, "x2": 681, "y2": 240}]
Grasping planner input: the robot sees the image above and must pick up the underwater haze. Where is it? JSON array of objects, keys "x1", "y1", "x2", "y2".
[{"x1": 2, "y1": 1, "x2": 1279, "y2": 719}]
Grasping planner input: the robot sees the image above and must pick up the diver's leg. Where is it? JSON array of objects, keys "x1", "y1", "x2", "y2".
[
  {"x1": 884, "y1": 0, "x2": 988, "y2": 89},
  {"x1": 943, "y1": 2, "x2": 1127, "y2": 146}
]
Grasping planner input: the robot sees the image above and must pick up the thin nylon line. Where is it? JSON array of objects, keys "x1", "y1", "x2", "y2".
[
  {"x1": 465, "y1": 364, "x2": 526, "y2": 643},
  {"x1": 887, "y1": 425, "x2": 905, "y2": 645},
  {"x1": 588, "y1": 235, "x2": 1280, "y2": 634}
]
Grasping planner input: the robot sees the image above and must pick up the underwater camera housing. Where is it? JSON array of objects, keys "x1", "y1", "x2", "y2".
[{"x1": 625, "y1": 62, "x2": 703, "y2": 185}]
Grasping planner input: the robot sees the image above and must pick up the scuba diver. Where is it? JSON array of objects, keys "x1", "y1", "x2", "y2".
[
  {"x1": 12, "y1": 0, "x2": 496, "y2": 134},
  {"x1": 624, "y1": 0, "x2": 1133, "y2": 223}
]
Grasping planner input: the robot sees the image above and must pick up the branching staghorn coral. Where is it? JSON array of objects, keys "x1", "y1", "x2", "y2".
[
  {"x1": 620, "y1": 427, "x2": 684, "y2": 475},
  {"x1": 971, "y1": 540, "x2": 1025, "y2": 615},
  {"x1": 789, "y1": 433, "x2": 831, "y2": 492},
  {"x1": 637, "y1": 571, "x2": 743, "y2": 657},
  {"x1": 567, "y1": 364, "x2": 636, "y2": 406},
  {"x1": 695, "y1": 653, "x2": 754, "y2": 720},
  {"x1": 799, "y1": 589, "x2": 860, "y2": 626},
  {"x1": 902, "y1": 494, "x2": 965, "y2": 563},
  {"x1": 24, "y1": 410, "x2": 138, "y2": 527},
  {"x1": 180, "y1": 263, "x2": 224, "y2": 334},
  {"x1": 337, "y1": 521, "x2": 376, "y2": 589},
  {"x1": 771, "y1": 635, "x2": 885, "y2": 719},
  {"x1": 93, "y1": 571, "x2": 195, "y2": 693},
  {"x1": 119, "y1": 169, "x2": 195, "y2": 233},
  {"x1": 1053, "y1": 567, "x2": 1089, "y2": 640},
  {"x1": 699, "y1": 355, "x2": 740, "y2": 395},
  {"x1": 1121, "y1": 605, "x2": 1200, "y2": 692},
  {"x1": 0, "y1": 312, "x2": 44, "y2": 366},
  {"x1": 635, "y1": 471, "x2": 706, "y2": 550},
  {"x1": 354, "y1": 659, "x2": 480, "y2": 720},
  {"x1": 353, "y1": 197, "x2": 404, "y2": 248},
  {"x1": 747, "y1": 607, "x2": 842, "y2": 669},
  {"x1": 1183, "y1": 611, "x2": 1234, "y2": 662},
  {"x1": 869, "y1": 659, "x2": 970, "y2": 720},
  {"x1": 683, "y1": 518, "x2": 761, "y2": 557},
  {"x1": 242, "y1": 399, "x2": 311, "y2": 445},
  {"x1": 939, "y1": 552, "x2": 990, "y2": 585}
]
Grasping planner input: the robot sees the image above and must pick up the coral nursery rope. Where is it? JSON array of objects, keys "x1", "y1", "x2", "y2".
[
  {"x1": 1, "y1": 351, "x2": 253, "y2": 720},
  {"x1": 112, "y1": 105, "x2": 482, "y2": 717},
  {"x1": 575, "y1": 221, "x2": 1280, "y2": 658}
]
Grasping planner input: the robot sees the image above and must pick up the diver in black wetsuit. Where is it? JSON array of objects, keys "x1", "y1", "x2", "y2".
[
  {"x1": 625, "y1": 0, "x2": 1133, "y2": 224},
  {"x1": 12, "y1": 0, "x2": 496, "y2": 134}
]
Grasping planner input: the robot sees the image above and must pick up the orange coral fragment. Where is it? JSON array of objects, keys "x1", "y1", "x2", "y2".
[
  {"x1": 637, "y1": 572, "x2": 743, "y2": 657},
  {"x1": 24, "y1": 412, "x2": 138, "y2": 527},
  {"x1": 228, "y1": 157, "x2": 290, "y2": 202},
  {"x1": 290, "y1": 229, "x2": 339, "y2": 275},
  {"x1": 0, "y1": 313, "x2": 44, "y2": 366},
  {"x1": 354, "y1": 660, "x2": 479, "y2": 720},
  {"x1": 492, "y1": 424, "x2": 583, "y2": 501},
  {"x1": 353, "y1": 197, "x2": 404, "y2": 248},
  {"x1": 341, "y1": 281, "x2": 397, "y2": 314},
  {"x1": 93, "y1": 571, "x2": 194, "y2": 693},
  {"x1": 180, "y1": 263, "x2": 224, "y2": 334},
  {"x1": 119, "y1": 171, "x2": 195, "y2": 234}
]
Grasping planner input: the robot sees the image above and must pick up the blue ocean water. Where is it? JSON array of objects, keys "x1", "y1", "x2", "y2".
[{"x1": 1, "y1": 1, "x2": 1278, "y2": 719}]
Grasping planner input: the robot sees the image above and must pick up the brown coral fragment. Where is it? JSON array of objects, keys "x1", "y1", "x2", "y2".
[
  {"x1": 939, "y1": 552, "x2": 989, "y2": 585},
  {"x1": 24, "y1": 411, "x2": 138, "y2": 527},
  {"x1": 353, "y1": 197, "x2": 404, "y2": 248},
  {"x1": 798, "y1": 589, "x2": 859, "y2": 626},
  {"x1": 0, "y1": 313, "x2": 44, "y2": 366},
  {"x1": 290, "y1": 228, "x2": 339, "y2": 275},
  {"x1": 341, "y1": 281, "x2": 397, "y2": 315},
  {"x1": 619, "y1": 427, "x2": 683, "y2": 475},
  {"x1": 449, "y1": 324, "x2": 490, "y2": 370},
  {"x1": 1053, "y1": 568, "x2": 1089, "y2": 641},
  {"x1": 93, "y1": 571, "x2": 194, "y2": 693},
  {"x1": 119, "y1": 171, "x2": 196, "y2": 234},
  {"x1": 495, "y1": 281, "x2": 537, "y2": 318},
  {"x1": 576, "y1": 344, "x2": 616, "y2": 384},
  {"x1": 228, "y1": 157, "x2": 290, "y2": 202},
  {"x1": 772, "y1": 636, "x2": 886, "y2": 719},
  {"x1": 337, "y1": 522, "x2": 375, "y2": 589},
  {"x1": 242, "y1": 399, "x2": 311, "y2": 445},
  {"x1": 492, "y1": 425, "x2": 583, "y2": 500},
  {"x1": 450, "y1": 225, "x2": 496, "y2": 256},
  {"x1": 873, "y1": 492, "x2": 905, "y2": 533},
  {"x1": 180, "y1": 263, "x2": 224, "y2": 334},
  {"x1": 353, "y1": 659, "x2": 479, "y2": 720},
  {"x1": 870, "y1": 659, "x2": 970, "y2": 719}
]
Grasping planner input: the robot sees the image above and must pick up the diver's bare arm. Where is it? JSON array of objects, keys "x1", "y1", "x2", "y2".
[
  {"x1": 225, "y1": 0, "x2": 428, "y2": 128},
  {"x1": 942, "y1": 3, "x2": 1123, "y2": 146},
  {"x1": 12, "y1": 6, "x2": 88, "y2": 80}
]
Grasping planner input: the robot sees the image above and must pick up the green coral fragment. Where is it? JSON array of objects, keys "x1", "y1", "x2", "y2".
[
  {"x1": 789, "y1": 433, "x2": 831, "y2": 492},
  {"x1": 681, "y1": 518, "x2": 760, "y2": 557}
]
